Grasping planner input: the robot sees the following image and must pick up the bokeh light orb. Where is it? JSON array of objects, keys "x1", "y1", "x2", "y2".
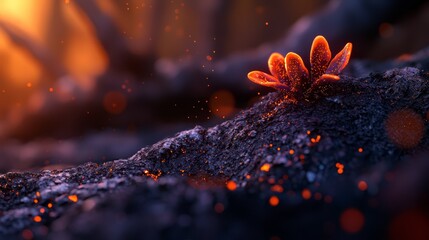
[{"x1": 385, "y1": 109, "x2": 425, "y2": 149}]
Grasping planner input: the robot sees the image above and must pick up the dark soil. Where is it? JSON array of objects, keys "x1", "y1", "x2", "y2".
[{"x1": 1, "y1": 63, "x2": 429, "y2": 239}]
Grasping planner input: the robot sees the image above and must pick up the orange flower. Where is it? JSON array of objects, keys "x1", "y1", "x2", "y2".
[{"x1": 248, "y1": 36, "x2": 352, "y2": 101}]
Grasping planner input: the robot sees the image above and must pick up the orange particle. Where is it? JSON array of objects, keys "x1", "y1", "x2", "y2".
[
  {"x1": 265, "y1": 21, "x2": 269, "y2": 26},
  {"x1": 358, "y1": 181, "x2": 368, "y2": 191},
  {"x1": 26, "y1": 82, "x2": 32, "y2": 88},
  {"x1": 260, "y1": 163, "x2": 271, "y2": 172},
  {"x1": 302, "y1": 189, "x2": 312, "y2": 200},
  {"x1": 311, "y1": 135, "x2": 321, "y2": 143},
  {"x1": 206, "y1": 55, "x2": 213, "y2": 61},
  {"x1": 214, "y1": 203, "x2": 224, "y2": 213},
  {"x1": 33, "y1": 216, "x2": 42, "y2": 223},
  {"x1": 270, "y1": 185, "x2": 284, "y2": 193},
  {"x1": 36, "y1": 191, "x2": 41, "y2": 197},
  {"x1": 47, "y1": 203, "x2": 53, "y2": 208},
  {"x1": 340, "y1": 208, "x2": 365, "y2": 233},
  {"x1": 49, "y1": 87, "x2": 54, "y2": 92},
  {"x1": 385, "y1": 109, "x2": 424, "y2": 149},
  {"x1": 289, "y1": 149, "x2": 295, "y2": 155},
  {"x1": 307, "y1": 130, "x2": 311, "y2": 135},
  {"x1": 226, "y1": 180, "x2": 237, "y2": 191},
  {"x1": 358, "y1": 148, "x2": 363, "y2": 153},
  {"x1": 245, "y1": 174, "x2": 251, "y2": 179},
  {"x1": 269, "y1": 196, "x2": 279, "y2": 206},
  {"x1": 68, "y1": 195, "x2": 78, "y2": 203},
  {"x1": 39, "y1": 208, "x2": 45, "y2": 214},
  {"x1": 33, "y1": 199, "x2": 38, "y2": 204},
  {"x1": 336, "y1": 162, "x2": 344, "y2": 174}
]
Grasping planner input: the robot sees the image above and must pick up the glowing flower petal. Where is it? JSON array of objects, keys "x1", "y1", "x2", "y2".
[
  {"x1": 326, "y1": 43, "x2": 352, "y2": 75},
  {"x1": 268, "y1": 53, "x2": 289, "y2": 84},
  {"x1": 310, "y1": 35, "x2": 331, "y2": 81},
  {"x1": 247, "y1": 71, "x2": 289, "y2": 90},
  {"x1": 315, "y1": 74, "x2": 340, "y2": 83},
  {"x1": 286, "y1": 52, "x2": 309, "y2": 91},
  {"x1": 246, "y1": 35, "x2": 353, "y2": 101}
]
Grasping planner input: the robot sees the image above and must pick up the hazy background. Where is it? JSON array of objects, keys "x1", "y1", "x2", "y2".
[{"x1": 0, "y1": 0, "x2": 428, "y2": 172}]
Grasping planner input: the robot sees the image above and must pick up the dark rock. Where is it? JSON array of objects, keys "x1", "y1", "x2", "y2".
[{"x1": 1, "y1": 65, "x2": 429, "y2": 239}]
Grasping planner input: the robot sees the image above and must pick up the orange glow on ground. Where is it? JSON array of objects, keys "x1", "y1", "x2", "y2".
[
  {"x1": 226, "y1": 180, "x2": 237, "y2": 191},
  {"x1": 340, "y1": 208, "x2": 365, "y2": 234},
  {"x1": 68, "y1": 195, "x2": 78, "y2": 203},
  {"x1": 143, "y1": 169, "x2": 162, "y2": 181},
  {"x1": 302, "y1": 189, "x2": 312, "y2": 200},
  {"x1": 260, "y1": 163, "x2": 271, "y2": 172},
  {"x1": 385, "y1": 109, "x2": 424, "y2": 149},
  {"x1": 269, "y1": 196, "x2": 279, "y2": 206}
]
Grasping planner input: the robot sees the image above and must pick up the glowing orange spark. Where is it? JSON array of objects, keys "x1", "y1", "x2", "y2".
[
  {"x1": 226, "y1": 180, "x2": 237, "y2": 191},
  {"x1": 358, "y1": 181, "x2": 368, "y2": 191},
  {"x1": 302, "y1": 189, "x2": 312, "y2": 200},
  {"x1": 33, "y1": 216, "x2": 42, "y2": 223},
  {"x1": 270, "y1": 185, "x2": 284, "y2": 193},
  {"x1": 260, "y1": 163, "x2": 271, "y2": 172},
  {"x1": 269, "y1": 196, "x2": 280, "y2": 206},
  {"x1": 68, "y1": 195, "x2": 78, "y2": 203}
]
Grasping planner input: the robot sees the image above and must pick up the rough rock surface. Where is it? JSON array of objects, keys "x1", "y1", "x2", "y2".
[{"x1": 1, "y1": 65, "x2": 429, "y2": 239}]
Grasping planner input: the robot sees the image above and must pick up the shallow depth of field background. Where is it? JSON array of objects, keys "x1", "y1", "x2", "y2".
[{"x1": 0, "y1": 0, "x2": 428, "y2": 172}]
